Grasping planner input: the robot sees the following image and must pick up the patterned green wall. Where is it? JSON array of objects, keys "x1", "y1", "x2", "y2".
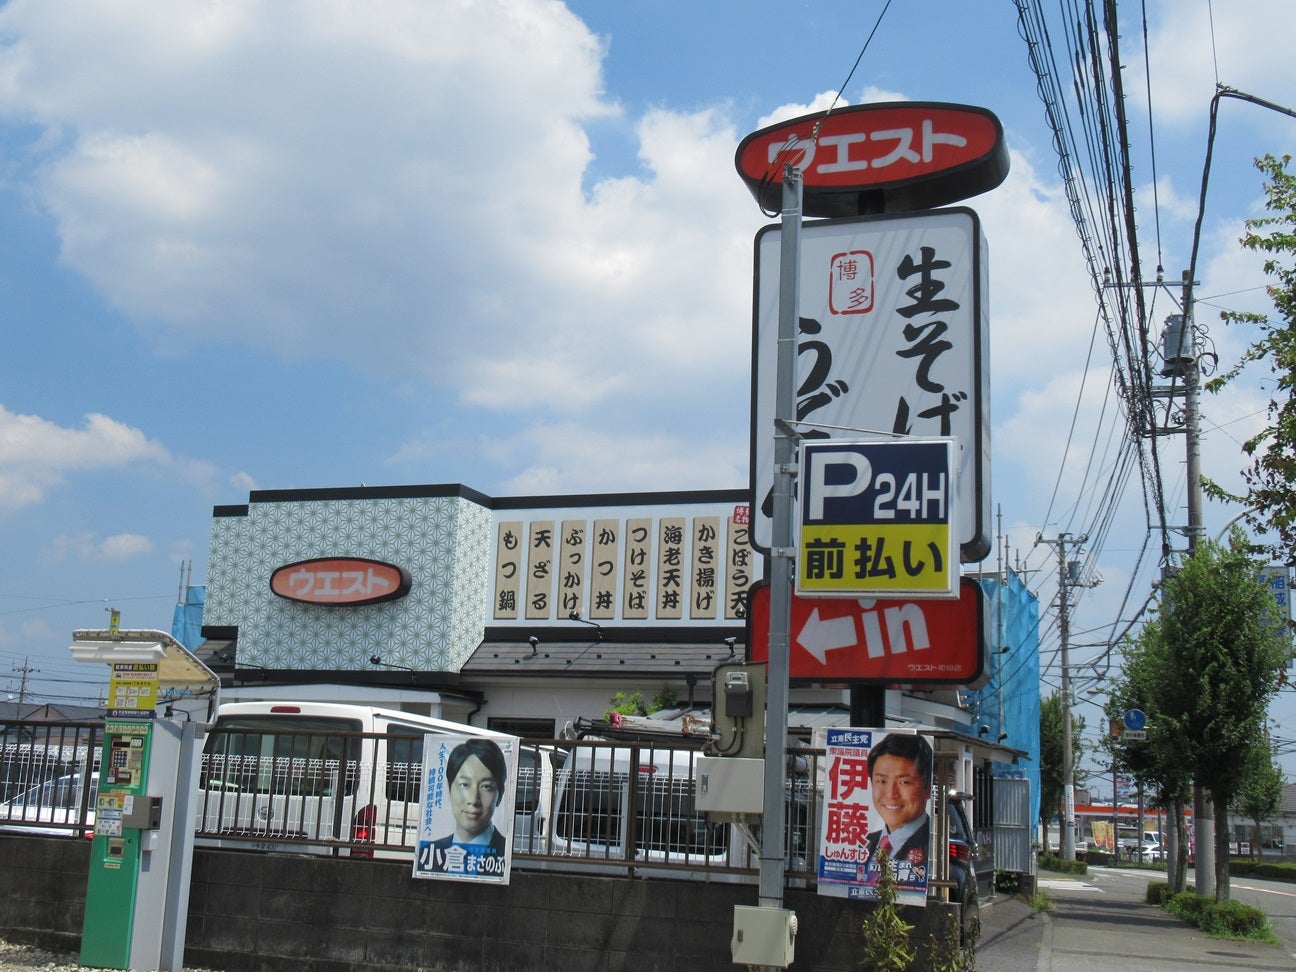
[{"x1": 205, "y1": 494, "x2": 493, "y2": 671}]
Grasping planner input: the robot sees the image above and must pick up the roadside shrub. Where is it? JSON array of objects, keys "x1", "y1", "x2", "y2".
[
  {"x1": 1203, "y1": 901, "x2": 1269, "y2": 938},
  {"x1": 1145, "y1": 881, "x2": 1171, "y2": 905},
  {"x1": 1038, "y1": 853, "x2": 1087, "y2": 875},
  {"x1": 1255, "y1": 861, "x2": 1296, "y2": 882},
  {"x1": 994, "y1": 869, "x2": 1021, "y2": 894},
  {"x1": 1229, "y1": 859, "x2": 1255, "y2": 876},
  {"x1": 1166, "y1": 891, "x2": 1210, "y2": 924},
  {"x1": 858, "y1": 848, "x2": 915, "y2": 972}
]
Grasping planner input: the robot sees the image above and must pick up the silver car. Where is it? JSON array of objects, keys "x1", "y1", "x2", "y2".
[{"x1": 0, "y1": 772, "x2": 98, "y2": 837}]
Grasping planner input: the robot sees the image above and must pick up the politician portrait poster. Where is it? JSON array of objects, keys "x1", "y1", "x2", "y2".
[
  {"x1": 816, "y1": 728, "x2": 934, "y2": 905},
  {"x1": 413, "y1": 733, "x2": 518, "y2": 885}
]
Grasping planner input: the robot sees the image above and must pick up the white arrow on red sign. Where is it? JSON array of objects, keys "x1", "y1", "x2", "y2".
[
  {"x1": 747, "y1": 578, "x2": 987, "y2": 684},
  {"x1": 799, "y1": 608, "x2": 859, "y2": 665}
]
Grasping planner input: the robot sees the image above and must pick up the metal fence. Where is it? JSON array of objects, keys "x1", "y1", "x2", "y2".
[{"x1": 0, "y1": 721, "x2": 822, "y2": 884}]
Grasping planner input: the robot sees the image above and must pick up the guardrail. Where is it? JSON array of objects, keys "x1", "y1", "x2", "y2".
[{"x1": 0, "y1": 721, "x2": 822, "y2": 884}]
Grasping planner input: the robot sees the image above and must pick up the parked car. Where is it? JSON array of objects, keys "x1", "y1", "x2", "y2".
[
  {"x1": 0, "y1": 772, "x2": 97, "y2": 837},
  {"x1": 947, "y1": 792, "x2": 980, "y2": 944},
  {"x1": 195, "y1": 701, "x2": 555, "y2": 859},
  {"x1": 1141, "y1": 841, "x2": 1162, "y2": 863}
]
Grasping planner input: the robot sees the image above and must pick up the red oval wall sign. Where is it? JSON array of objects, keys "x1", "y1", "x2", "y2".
[
  {"x1": 270, "y1": 557, "x2": 412, "y2": 606},
  {"x1": 735, "y1": 102, "x2": 1009, "y2": 218}
]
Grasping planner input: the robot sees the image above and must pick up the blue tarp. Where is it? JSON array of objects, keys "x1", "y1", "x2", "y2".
[
  {"x1": 171, "y1": 585, "x2": 206, "y2": 652},
  {"x1": 964, "y1": 572, "x2": 1041, "y2": 827}
]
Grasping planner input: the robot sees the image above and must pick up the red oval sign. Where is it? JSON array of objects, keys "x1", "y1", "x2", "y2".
[
  {"x1": 735, "y1": 102, "x2": 1008, "y2": 217},
  {"x1": 270, "y1": 557, "x2": 412, "y2": 606}
]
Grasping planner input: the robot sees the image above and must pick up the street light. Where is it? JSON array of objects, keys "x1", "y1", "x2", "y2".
[{"x1": 1077, "y1": 689, "x2": 1120, "y2": 859}]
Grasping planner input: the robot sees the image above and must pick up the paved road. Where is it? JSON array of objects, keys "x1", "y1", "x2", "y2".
[{"x1": 978, "y1": 867, "x2": 1296, "y2": 971}]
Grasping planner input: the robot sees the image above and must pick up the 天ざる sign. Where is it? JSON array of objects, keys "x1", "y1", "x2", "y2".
[
  {"x1": 734, "y1": 102, "x2": 1008, "y2": 218},
  {"x1": 797, "y1": 438, "x2": 957, "y2": 599}
]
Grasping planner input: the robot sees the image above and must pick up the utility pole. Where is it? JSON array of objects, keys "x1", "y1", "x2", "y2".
[
  {"x1": 12, "y1": 657, "x2": 37, "y2": 708},
  {"x1": 1179, "y1": 269, "x2": 1215, "y2": 897},
  {"x1": 1153, "y1": 272, "x2": 1212, "y2": 893},
  {"x1": 1040, "y1": 532, "x2": 1087, "y2": 861}
]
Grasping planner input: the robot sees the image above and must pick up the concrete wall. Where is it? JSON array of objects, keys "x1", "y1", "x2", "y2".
[{"x1": 0, "y1": 837, "x2": 956, "y2": 971}]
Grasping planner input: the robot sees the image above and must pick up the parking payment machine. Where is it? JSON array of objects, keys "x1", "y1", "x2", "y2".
[{"x1": 70, "y1": 629, "x2": 220, "y2": 972}]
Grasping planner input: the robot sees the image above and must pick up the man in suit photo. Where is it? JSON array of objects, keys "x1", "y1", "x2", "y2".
[
  {"x1": 422, "y1": 737, "x2": 510, "y2": 876},
  {"x1": 863, "y1": 732, "x2": 933, "y2": 886}
]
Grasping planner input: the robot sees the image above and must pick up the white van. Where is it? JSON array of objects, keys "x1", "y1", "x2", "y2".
[
  {"x1": 194, "y1": 701, "x2": 555, "y2": 859},
  {"x1": 548, "y1": 739, "x2": 734, "y2": 871}
]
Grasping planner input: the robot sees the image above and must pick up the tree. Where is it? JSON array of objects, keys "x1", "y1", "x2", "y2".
[
  {"x1": 1039, "y1": 692, "x2": 1085, "y2": 847},
  {"x1": 1206, "y1": 154, "x2": 1296, "y2": 561},
  {"x1": 1235, "y1": 735, "x2": 1285, "y2": 856},
  {"x1": 1106, "y1": 618, "x2": 1195, "y2": 890},
  {"x1": 1152, "y1": 537, "x2": 1292, "y2": 900}
]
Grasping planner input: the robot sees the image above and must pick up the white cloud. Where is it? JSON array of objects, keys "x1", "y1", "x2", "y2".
[
  {"x1": 0, "y1": 406, "x2": 172, "y2": 510},
  {"x1": 47, "y1": 530, "x2": 154, "y2": 563},
  {"x1": 229, "y1": 471, "x2": 258, "y2": 493},
  {"x1": 491, "y1": 423, "x2": 747, "y2": 496},
  {"x1": 98, "y1": 532, "x2": 154, "y2": 560},
  {"x1": 1138, "y1": 1, "x2": 1296, "y2": 131},
  {"x1": 0, "y1": 0, "x2": 618, "y2": 375}
]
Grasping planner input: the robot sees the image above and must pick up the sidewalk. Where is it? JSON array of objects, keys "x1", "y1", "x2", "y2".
[{"x1": 977, "y1": 868, "x2": 1292, "y2": 972}]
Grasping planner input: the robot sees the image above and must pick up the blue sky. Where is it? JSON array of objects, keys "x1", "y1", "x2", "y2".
[{"x1": 1, "y1": 0, "x2": 1294, "y2": 772}]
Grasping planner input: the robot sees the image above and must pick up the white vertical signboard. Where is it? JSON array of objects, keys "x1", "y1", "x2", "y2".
[{"x1": 751, "y1": 209, "x2": 990, "y2": 562}]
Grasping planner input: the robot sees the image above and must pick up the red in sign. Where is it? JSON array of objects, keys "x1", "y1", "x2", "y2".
[{"x1": 746, "y1": 579, "x2": 985, "y2": 684}]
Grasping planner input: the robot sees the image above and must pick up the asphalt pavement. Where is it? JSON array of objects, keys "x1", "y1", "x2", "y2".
[{"x1": 977, "y1": 866, "x2": 1296, "y2": 972}]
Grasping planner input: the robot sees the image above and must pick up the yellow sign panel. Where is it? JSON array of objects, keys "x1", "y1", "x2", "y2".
[
  {"x1": 799, "y1": 523, "x2": 952, "y2": 594},
  {"x1": 108, "y1": 662, "x2": 159, "y2": 718},
  {"x1": 797, "y1": 439, "x2": 957, "y2": 598}
]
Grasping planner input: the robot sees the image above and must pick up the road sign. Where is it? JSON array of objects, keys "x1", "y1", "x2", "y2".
[
  {"x1": 747, "y1": 578, "x2": 986, "y2": 684},
  {"x1": 797, "y1": 438, "x2": 956, "y2": 598},
  {"x1": 1123, "y1": 708, "x2": 1147, "y2": 732},
  {"x1": 749, "y1": 210, "x2": 990, "y2": 562}
]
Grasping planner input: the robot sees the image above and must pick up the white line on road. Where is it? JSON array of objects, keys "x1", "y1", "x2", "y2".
[
  {"x1": 1233, "y1": 882, "x2": 1296, "y2": 899},
  {"x1": 1037, "y1": 879, "x2": 1103, "y2": 892}
]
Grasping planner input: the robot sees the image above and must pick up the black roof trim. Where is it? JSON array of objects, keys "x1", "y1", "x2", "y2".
[
  {"x1": 200, "y1": 625, "x2": 239, "y2": 640},
  {"x1": 220, "y1": 484, "x2": 750, "y2": 514},
  {"x1": 492, "y1": 488, "x2": 749, "y2": 510},
  {"x1": 463, "y1": 640, "x2": 742, "y2": 677},
  {"x1": 482, "y1": 625, "x2": 744, "y2": 644},
  {"x1": 248, "y1": 483, "x2": 493, "y2": 506}
]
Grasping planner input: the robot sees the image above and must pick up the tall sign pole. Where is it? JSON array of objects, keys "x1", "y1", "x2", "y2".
[
  {"x1": 759, "y1": 164, "x2": 801, "y2": 912},
  {"x1": 734, "y1": 104, "x2": 1009, "y2": 963}
]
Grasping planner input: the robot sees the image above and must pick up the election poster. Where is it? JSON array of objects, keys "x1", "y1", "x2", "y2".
[
  {"x1": 413, "y1": 733, "x2": 518, "y2": 885},
  {"x1": 817, "y1": 728, "x2": 934, "y2": 905}
]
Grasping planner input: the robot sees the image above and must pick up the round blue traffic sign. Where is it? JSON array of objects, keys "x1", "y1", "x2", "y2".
[{"x1": 1123, "y1": 708, "x2": 1147, "y2": 732}]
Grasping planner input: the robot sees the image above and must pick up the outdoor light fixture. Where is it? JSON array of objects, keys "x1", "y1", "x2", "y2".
[
  {"x1": 235, "y1": 662, "x2": 270, "y2": 682},
  {"x1": 723, "y1": 636, "x2": 737, "y2": 659},
  {"x1": 370, "y1": 655, "x2": 417, "y2": 682},
  {"x1": 977, "y1": 725, "x2": 990, "y2": 737},
  {"x1": 568, "y1": 611, "x2": 604, "y2": 642},
  {"x1": 527, "y1": 636, "x2": 539, "y2": 656}
]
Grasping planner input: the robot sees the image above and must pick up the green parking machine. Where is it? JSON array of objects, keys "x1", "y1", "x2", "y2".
[{"x1": 70, "y1": 629, "x2": 221, "y2": 972}]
